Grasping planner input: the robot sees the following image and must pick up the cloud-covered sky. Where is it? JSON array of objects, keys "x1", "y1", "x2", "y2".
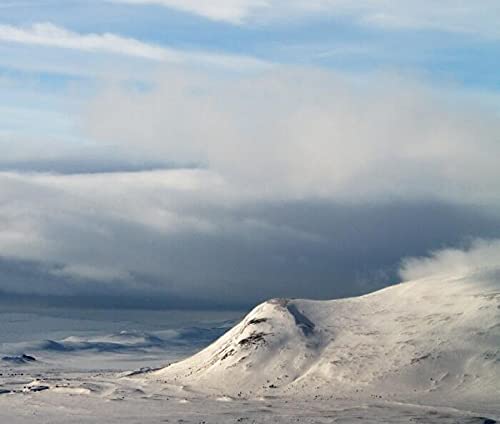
[{"x1": 1, "y1": 1, "x2": 500, "y2": 309}]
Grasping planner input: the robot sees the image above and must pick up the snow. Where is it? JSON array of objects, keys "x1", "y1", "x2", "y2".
[{"x1": 1, "y1": 273, "x2": 499, "y2": 423}]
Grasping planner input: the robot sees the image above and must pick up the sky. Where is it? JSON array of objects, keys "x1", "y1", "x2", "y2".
[{"x1": 1, "y1": 0, "x2": 500, "y2": 309}]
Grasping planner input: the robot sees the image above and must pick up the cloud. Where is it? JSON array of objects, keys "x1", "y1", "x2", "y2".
[
  {"x1": 2, "y1": 68, "x2": 500, "y2": 307},
  {"x1": 109, "y1": 0, "x2": 500, "y2": 39},
  {"x1": 108, "y1": 0, "x2": 268, "y2": 24},
  {"x1": 51, "y1": 263, "x2": 133, "y2": 282},
  {"x1": 1, "y1": 166, "x2": 500, "y2": 307},
  {"x1": 399, "y1": 238, "x2": 500, "y2": 284},
  {"x1": 0, "y1": 22, "x2": 270, "y2": 70},
  {"x1": 357, "y1": 2, "x2": 500, "y2": 38},
  {"x1": 0, "y1": 22, "x2": 168, "y2": 60},
  {"x1": 83, "y1": 68, "x2": 500, "y2": 206},
  {"x1": 0, "y1": 169, "x2": 331, "y2": 303}
]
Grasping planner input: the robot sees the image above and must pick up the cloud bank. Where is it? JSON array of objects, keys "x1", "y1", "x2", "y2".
[
  {"x1": 84, "y1": 68, "x2": 500, "y2": 206},
  {"x1": 2, "y1": 167, "x2": 499, "y2": 307},
  {"x1": 1, "y1": 68, "x2": 500, "y2": 307}
]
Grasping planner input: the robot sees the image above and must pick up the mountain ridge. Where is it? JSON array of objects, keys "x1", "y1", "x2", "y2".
[{"x1": 148, "y1": 274, "x2": 500, "y2": 408}]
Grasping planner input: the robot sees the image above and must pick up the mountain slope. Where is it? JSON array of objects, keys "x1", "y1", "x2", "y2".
[{"x1": 151, "y1": 274, "x2": 500, "y2": 405}]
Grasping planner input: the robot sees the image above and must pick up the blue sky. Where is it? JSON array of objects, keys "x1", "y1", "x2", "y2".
[{"x1": 2, "y1": 1, "x2": 500, "y2": 308}]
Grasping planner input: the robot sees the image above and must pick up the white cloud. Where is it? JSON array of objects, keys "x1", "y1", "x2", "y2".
[
  {"x1": 0, "y1": 22, "x2": 270, "y2": 70},
  {"x1": 399, "y1": 238, "x2": 500, "y2": 283},
  {"x1": 109, "y1": 0, "x2": 269, "y2": 24},
  {"x1": 83, "y1": 68, "x2": 500, "y2": 206},
  {"x1": 110, "y1": 0, "x2": 500, "y2": 39},
  {"x1": 0, "y1": 22, "x2": 169, "y2": 61}
]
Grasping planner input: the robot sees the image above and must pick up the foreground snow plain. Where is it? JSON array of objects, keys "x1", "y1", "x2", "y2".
[{"x1": 1, "y1": 272, "x2": 499, "y2": 423}]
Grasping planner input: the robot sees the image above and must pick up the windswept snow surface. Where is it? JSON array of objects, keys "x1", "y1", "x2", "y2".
[{"x1": 1, "y1": 274, "x2": 499, "y2": 423}]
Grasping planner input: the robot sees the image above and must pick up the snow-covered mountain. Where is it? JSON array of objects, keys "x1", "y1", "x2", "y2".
[{"x1": 152, "y1": 274, "x2": 500, "y2": 406}]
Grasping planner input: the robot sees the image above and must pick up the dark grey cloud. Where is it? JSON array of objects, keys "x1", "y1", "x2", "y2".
[
  {"x1": 0, "y1": 158, "x2": 189, "y2": 175},
  {"x1": 1, "y1": 196, "x2": 499, "y2": 309}
]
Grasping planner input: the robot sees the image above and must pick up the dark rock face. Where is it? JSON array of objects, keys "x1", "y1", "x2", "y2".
[
  {"x1": 247, "y1": 318, "x2": 268, "y2": 325},
  {"x1": 27, "y1": 385, "x2": 49, "y2": 393},
  {"x1": 286, "y1": 304, "x2": 315, "y2": 336},
  {"x1": 238, "y1": 333, "x2": 268, "y2": 347},
  {"x1": 21, "y1": 354, "x2": 36, "y2": 362},
  {"x1": 2, "y1": 354, "x2": 37, "y2": 364}
]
